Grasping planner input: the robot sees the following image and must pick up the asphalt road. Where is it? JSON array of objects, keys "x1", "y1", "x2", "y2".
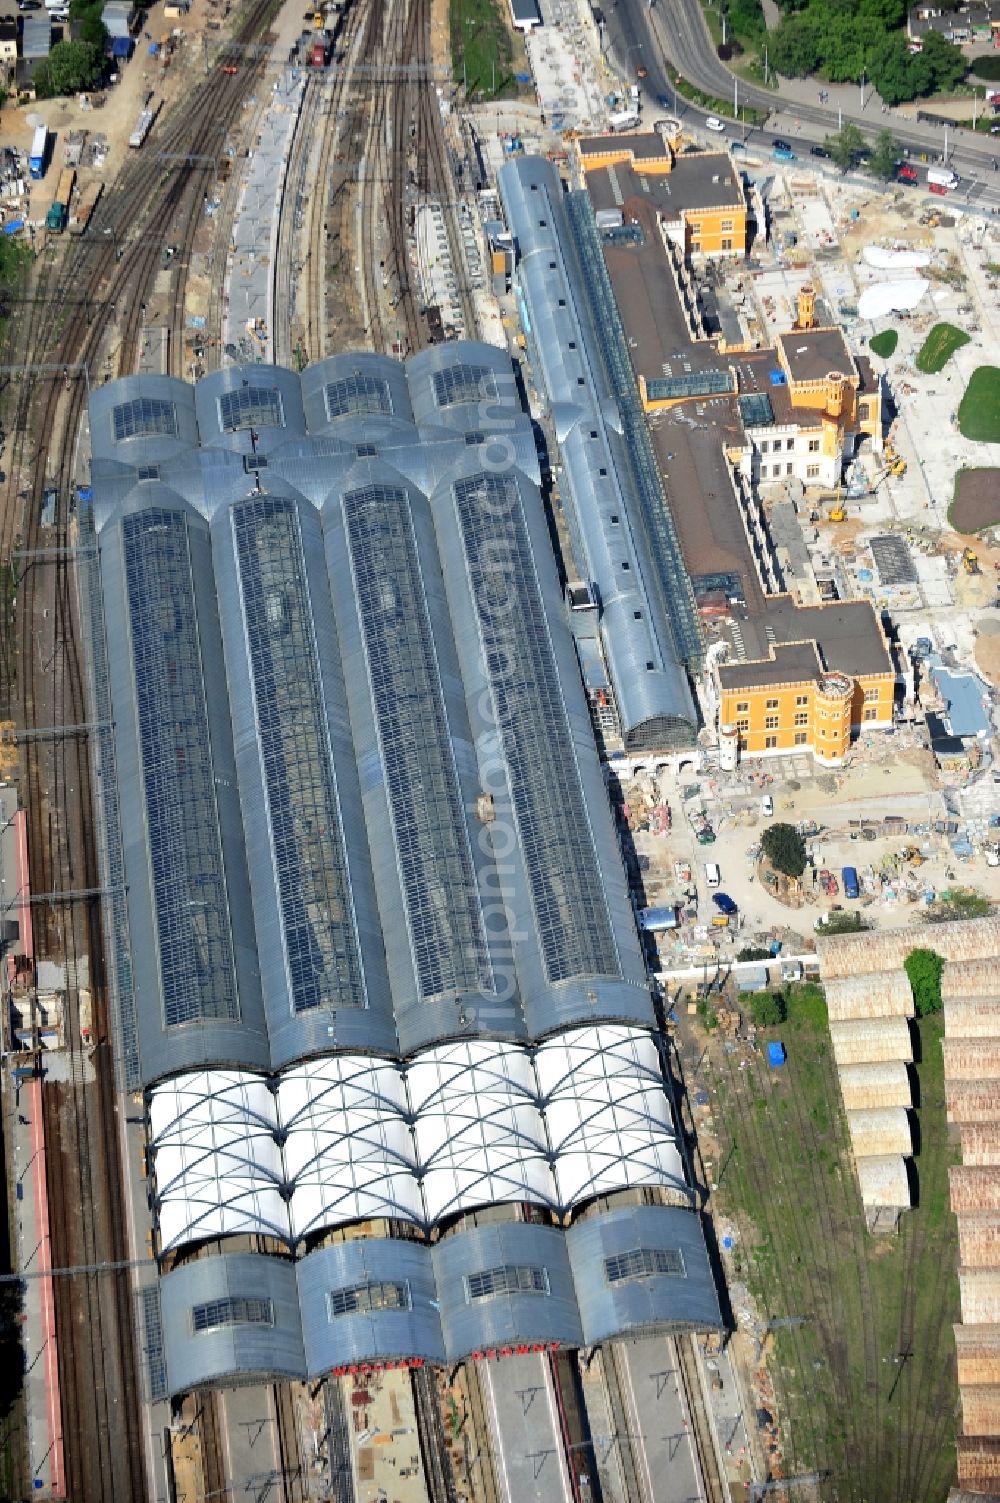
[{"x1": 601, "y1": 0, "x2": 1000, "y2": 210}]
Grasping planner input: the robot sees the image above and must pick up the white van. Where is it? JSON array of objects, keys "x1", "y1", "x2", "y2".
[{"x1": 705, "y1": 862, "x2": 721, "y2": 888}]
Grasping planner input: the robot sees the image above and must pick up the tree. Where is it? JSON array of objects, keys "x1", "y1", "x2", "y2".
[
  {"x1": 760, "y1": 822, "x2": 807, "y2": 879},
  {"x1": 920, "y1": 29, "x2": 966, "y2": 92},
  {"x1": 42, "y1": 39, "x2": 103, "y2": 95},
  {"x1": 870, "y1": 34, "x2": 921, "y2": 105},
  {"x1": 78, "y1": 10, "x2": 107, "y2": 49},
  {"x1": 824, "y1": 122, "x2": 865, "y2": 172},
  {"x1": 750, "y1": 991, "x2": 787, "y2": 1028},
  {"x1": 769, "y1": 13, "x2": 824, "y2": 76},
  {"x1": 737, "y1": 946, "x2": 773, "y2": 962},
  {"x1": 869, "y1": 127, "x2": 900, "y2": 178},
  {"x1": 904, "y1": 947, "x2": 944, "y2": 1016}
]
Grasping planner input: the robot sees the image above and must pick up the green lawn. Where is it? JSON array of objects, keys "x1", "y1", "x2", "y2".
[
  {"x1": 958, "y1": 366, "x2": 1000, "y2": 443},
  {"x1": 915, "y1": 322, "x2": 970, "y2": 374},
  {"x1": 700, "y1": 1003, "x2": 959, "y2": 1500},
  {"x1": 451, "y1": 0, "x2": 516, "y2": 99},
  {"x1": 870, "y1": 328, "x2": 898, "y2": 359}
]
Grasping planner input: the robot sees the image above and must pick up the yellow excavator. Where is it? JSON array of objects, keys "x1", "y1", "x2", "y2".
[{"x1": 963, "y1": 548, "x2": 980, "y2": 575}]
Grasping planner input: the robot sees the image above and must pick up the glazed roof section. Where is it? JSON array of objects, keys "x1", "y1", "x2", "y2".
[
  {"x1": 152, "y1": 1201, "x2": 722, "y2": 1394},
  {"x1": 89, "y1": 349, "x2": 649, "y2": 1086},
  {"x1": 147, "y1": 1028, "x2": 689, "y2": 1252},
  {"x1": 497, "y1": 155, "x2": 700, "y2": 751}
]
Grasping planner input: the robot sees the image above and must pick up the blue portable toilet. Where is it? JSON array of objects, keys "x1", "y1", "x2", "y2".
[{"x1": 767, "y1": 1041, "x2": 786, "y2": 1067}]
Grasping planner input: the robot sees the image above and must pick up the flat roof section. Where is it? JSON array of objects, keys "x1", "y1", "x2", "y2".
[
  {"x1": 721, "y1": 597, "x2": 892, "y2": 682},
  {"x1": 600, "y1": 199, "x2": 720, "y2": 383},
  {"x1": 587, "y1": 155, "x2": 743, "y2": 222},
  {"x1": 777, "y1": 327, "x2": 856, "y2": 386},
  {"x1": 578, "y1": 131, "x2": 672, "y2": 163},
  {"x1": 648, "y1": 405, "x2": 768, "y2": 617},
  {"x1": 718, "y1": 640, "x2": 823, "y2": 691},
  {"x1": 661, "y1": 152, "x2": 745, "y2": 213}
]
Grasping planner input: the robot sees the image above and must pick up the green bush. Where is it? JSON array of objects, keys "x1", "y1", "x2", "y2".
[
  {"x1": 930, "y1": 886, "x2": 993, "y2": 921},
  {"x1": 761, "y1": 822, "x2": 806, "y2": 879},
  {"x1": 817, "y1": 910, "x2": 868, "y2": 934},
  {"x1": 904, "y1": 947, "x2": 943, "y2": 1016},
  {"x1": 869, "y1": 329, "x2": 898, "y2": 359},
  {"x1": 972, "y1": 55, "x2": 1000, "y2": 82},
  {"x1": 751, "y1": 991, "x2": 787, "y2": 1028},
  {"x1": 784, "y1": 981, "x2": 828, "y2": 1026},
  {"x1": 737, "y1": 946, "x2": 773, "y2": 962}
]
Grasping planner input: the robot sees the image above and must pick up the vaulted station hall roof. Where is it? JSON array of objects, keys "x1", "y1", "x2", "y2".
[{"x1": 86, "y1": 352, "x2": 721, "y2": 1383}]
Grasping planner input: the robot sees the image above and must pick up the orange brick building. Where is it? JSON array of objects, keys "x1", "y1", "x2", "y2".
[{"x1": 714, "y1": 599, "x2": 894, "y2": 766}]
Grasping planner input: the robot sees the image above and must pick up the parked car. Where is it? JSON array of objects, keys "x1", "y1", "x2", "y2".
[
  {"x1": 896, "y1": 163, "x2": 919, "y2": 184},
  {"x1": 712, "y1": 892, "x2": 738, "y2": 916},
  {"x1": 809, "y1": 144, "x2": 830, "y2": 158},
  {"x1": 705, "y1": 116, "x2": 726, "y2": 132},
  {"x1": 772, "y1": 138, "x2": 792, "y2": 153},
  {"x1": 761, "y1": 795, "x2": 774, "y2": 818}
]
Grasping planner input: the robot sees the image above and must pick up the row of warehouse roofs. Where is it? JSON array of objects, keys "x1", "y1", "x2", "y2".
[
  {"x1": 496, "y1": 156, "x2": 702, "y2": 751},
  {"x1": 147, "y1": 1028, "x2": 687, "y2": 1253},
  {"x1": 143, "y1": 1204, "x2": 722, "y2": 1398},
  {"x1": 938, "y1": 939, "x2": 1000, "y2": 1496},
  {"x1": 89, "y1": 348, "x2": 653, "y2": 1091}
]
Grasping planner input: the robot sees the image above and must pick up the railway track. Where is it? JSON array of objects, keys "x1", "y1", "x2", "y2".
[
  {"x1": 413, "y1": 1366, "x2": 458, "y2": 1503},
  {"x1": 0, "y1": 3, "x2": 287, "y2": 1495},
  {"x1": 673, "y1": 1336, "x2": 726, "y2": 1503}
]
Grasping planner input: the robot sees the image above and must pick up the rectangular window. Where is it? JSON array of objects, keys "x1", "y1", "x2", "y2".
[
  {"x1": 794, "y1": 732, "x2": 808, "y2": 745},
  {"x1": 760, "y1": 440, "x2": 769, "y2": 454},
  {"x1": 863, "y1": 687, "x2": 880, "y2": 702},
  {"x1": 864, "y1": 707, "x2": 879, "y2": 721},
  {"x1": 807, "y1": 465, "x2": 820, "y2": 479},
  {"x1": 858, "y1": 401, "x2": 869, "y2": 420},
  {"x1": 786, "y1": 438, "x2": 794, "y2": 451},
  {"x1": 721, "y1": 238, "x2": 733, "y2": 252},
  {"x1": 736, "y1": 718, "x2": 749, "y2": 733},
  {"x1": 786, "y1": 463, "x2": 793, "y2": 475},
  {"x1": 192, "y1": 1297, "x2": 274, "y2": 1334},
  {"x1": 465, "y1": 1266, "x2": 550, "y2": 1301},
  {"x1": 808, "y1": 439, "x2": 820, "y2": 453},
  {"x1": 795, "y1": 694, "x2": 808, "y2": 706},
  {"x1": 765, "y1": 699, "x2": 779, "y2": 710},
  {"x1": 136, "y1": 464, "x2": 160, "y2": 482},
  {"x1": 721, "y1": 220, "x2": 734, "y2": 232},
  {"x1": 764, "y1": 734, "x2": 778, "y2": 749},
  {"x1": 604, "y1": 1248, "x2": 686, "y2": 1284},
  {"x1": 113, "y1": 397, "x2": 178, "y2": 442},
  {"x1": 765, "y1": 714, "x2": 779, "y2": 730},
  {"x1": 794, "y1": 712, "x2": 809, "y2": 727},
  {"x1": 736, "y1": 701, "x2": 749, "y2": 713},
  {"x1": 219, "y1": 385, "x2": 285, "y2": 433},
  {"x1": 328, "y1": 1282, "x2": 412, "y2": 1319},
  {"x1": 772, "y1": 465, "x2": 782, "y2": 478}
]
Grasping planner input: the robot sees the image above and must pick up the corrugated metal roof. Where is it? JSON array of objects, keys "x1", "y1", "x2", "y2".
[
  {"x1": 566, "y1": 1205, "x2": 723, "y2": 1342},
  {"x1": 432, "y1": 1223, "x2": 583, "y2": 1359},
  {"x1": 497, "y1": 157, "x2": 699, "y2": 751},
  {"x1": 160, "y1": 1254, "x2": 305, "y2": 1395},
  {"x1": 297, "y1": 1239, "x2": 446, "y2": 1370}
]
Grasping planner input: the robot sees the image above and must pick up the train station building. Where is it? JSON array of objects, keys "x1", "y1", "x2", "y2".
[
  {"x1": 498, "y1": 152, "x2": 894, "y2": 768},
  {"x1": 85, "y1": 348, "x2": 722, "y2": 1396}
]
